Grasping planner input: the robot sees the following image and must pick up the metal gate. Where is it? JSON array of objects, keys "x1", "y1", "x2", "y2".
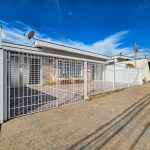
[{"x1": 7, "y1": 51, "x2": 85, "y2": 119}]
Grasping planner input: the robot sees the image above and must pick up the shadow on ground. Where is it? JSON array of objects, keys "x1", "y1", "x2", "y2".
[
  {"x1": 9, "y1": 86, "x2": 84, "y2": 119},
  {"x1": 67, "y1": 93, "x2": 150, "y2": 150}
]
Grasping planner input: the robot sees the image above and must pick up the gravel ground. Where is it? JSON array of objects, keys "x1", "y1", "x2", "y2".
[{"x1": 0, "y1": 83, "x2": 150, "y2": 150}]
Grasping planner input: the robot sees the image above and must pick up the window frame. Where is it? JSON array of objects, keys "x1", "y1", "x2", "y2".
[{"x1": 57, "y1": 60, "x2": 82, "y2": 77}]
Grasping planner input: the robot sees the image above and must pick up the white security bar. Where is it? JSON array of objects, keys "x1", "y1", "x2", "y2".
[{"x1": 5, "y1": 51, "x2": 141, "y2": 120}]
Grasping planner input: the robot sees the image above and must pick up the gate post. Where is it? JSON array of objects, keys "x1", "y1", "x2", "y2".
[
  {"x1": 128, "y1": 66, "x2": 130, "y2": 87},
  {"x1": 56, "y1": 59, "x2": 58, "y2": 107},
  {"x1": 0, "y1": 26, "x2": 3, "y2": 123},
  {"x1": 139, "y1": 69, "x2": 142, "y2": 85},
  {"x1": 84, "y1": 61, "x2": 88, "y2": 100},
  {"x1": 113, "y1": 63, "x2": 115, "y2": 90},
  {"x1": 3, "y1": 50, "x2": 7, "y2": 121}
]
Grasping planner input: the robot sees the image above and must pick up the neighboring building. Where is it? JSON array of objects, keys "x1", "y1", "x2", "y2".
[
  {"x1": 107, "y1": 55, "x2": 133, "y2": 64},
  {"x1": 108, "y1": 55, "x2": 150, "y2": 82},
  {"x1": 118, "y1": 59, "x2": 150, "y2": 82}
]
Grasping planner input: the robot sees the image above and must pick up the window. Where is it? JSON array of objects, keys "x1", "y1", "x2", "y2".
[
  {"x1": 92, "y1": 65, "x2": 103, "y2": 80},
  {"x1": 29, "y1": 58, "x2": 41, "y2": 84},
  {"x1": 57, "y1": 60, "x2": 82, "y2": 77}
]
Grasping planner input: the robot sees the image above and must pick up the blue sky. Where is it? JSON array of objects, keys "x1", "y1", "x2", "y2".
[{"x1": 0, "y1": 0, "x2": 150, "y2": 57}]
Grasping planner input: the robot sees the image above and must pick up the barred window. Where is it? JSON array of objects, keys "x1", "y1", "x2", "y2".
[{"x1": 57, "y1": 60, "x2": 82, "y2": 77}]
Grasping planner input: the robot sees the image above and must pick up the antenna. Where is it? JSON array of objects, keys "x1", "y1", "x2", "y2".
[
  {"x1": 24, "y1": 30, "x2": 35, "y2": 46},
  {"x1": 53, "y1": 26, "x2": 70, "y2": 45}
]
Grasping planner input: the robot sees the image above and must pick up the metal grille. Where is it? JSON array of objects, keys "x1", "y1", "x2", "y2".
[
  {"x1": 7, "y1": 51, "x2": 141, "y2": 119},
  {"x1": 7, "y1": 52, "x2": 85, "y2": 119},
  {"x1": 87, "y1": 63, "x2": 140, "y2": 95}
]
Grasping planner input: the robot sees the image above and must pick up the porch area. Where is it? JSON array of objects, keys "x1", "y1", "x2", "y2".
[{"x1": 9, "y1": 80, "x2": 133, "y2": 118}]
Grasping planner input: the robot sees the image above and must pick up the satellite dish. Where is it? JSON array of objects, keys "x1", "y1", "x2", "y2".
[
  {"x1": 28, "y1": 30, "x2": 35, "y2": 40},
  {"x1": 119, "y1": 52, "x2": 122, "y2": 55},
  {"x1": 24, "y1": 30, "x2": 35, "y2": 46}
]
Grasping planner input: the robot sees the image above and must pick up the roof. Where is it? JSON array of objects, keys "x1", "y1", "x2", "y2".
[
  {"x1": 1, "y1": 41, "x2": 108, "y2": 64},
  {"x1": 1, "y1": 41, "x2": 41, "y2": 52},
  {"x1": 111, "y1": 55, "x2": 133, "y2": 60},
  {"x1": 34, "y1": 39, "x2": 110, "y2": 60}
]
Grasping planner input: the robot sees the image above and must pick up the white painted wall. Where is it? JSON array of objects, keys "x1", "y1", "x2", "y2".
[
  {"x1": 118, "y1": 59, "x2": 150, "y2": 82},
  {"x1": 105, "y1": 64, "x2": 141, "y2": 85}
]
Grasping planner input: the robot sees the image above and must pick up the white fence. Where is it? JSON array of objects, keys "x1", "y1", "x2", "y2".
[
  {"x1": 105, "y1": 64, "x2": 141, "y2": 86},
  {"x1": 1, "y1": 50, "x2": 142, "y2": 121},
  {"x1": 87, "y1": 63, "x2": 141, "y2": 95}
]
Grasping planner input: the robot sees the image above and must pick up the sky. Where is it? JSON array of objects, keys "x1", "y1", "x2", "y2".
[{"x1": 0, "y1": 0, "x2": 150, "y2": 57}]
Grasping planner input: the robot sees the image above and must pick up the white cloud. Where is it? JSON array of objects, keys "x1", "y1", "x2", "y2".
[
  {"x1": 0, "y1": 20, "x2": 134, "y2": 56},
  {"x1": 0, "y1": 20, "x2": 52, "y2": 45},
  {"x1": 68, "y1": 10, "x2": 73, "y2": 16},
  {"x1": 68, "y1": 11, "x2": 72, "y2": 16},
  {"x1": 64, "y1": 31, "x2": 133, "y2": 56},
  {"x1": 138, "y1": 5, "x2": 146, "y2": 11},
  {"x1": 41, "y1": 26, "x2": 55, "y2": 31}
]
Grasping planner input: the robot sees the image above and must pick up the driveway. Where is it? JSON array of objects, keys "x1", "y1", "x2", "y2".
[{"x1": 0, "y1": 83, "x2": 150, "y2": 150}]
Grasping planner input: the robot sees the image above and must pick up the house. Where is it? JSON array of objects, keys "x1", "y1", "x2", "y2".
[
  {"x1": 33, "y1": 40, "x2": 110, "y2": 85},
  {"x1": 0, "y1": 26, "x2": 142, "y2": 123},
  {"x1": 1, "y1": 39, "x2": 110, "y2": 87},
  {"x1": 0, "y1": 26, "x2": 111, "y2": 122}
]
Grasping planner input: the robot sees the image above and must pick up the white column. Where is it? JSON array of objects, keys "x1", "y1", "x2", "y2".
[
  {"x1": 0, "y1": 26, "x2": 3, "y2": 123},
  {"x1": 0, "y1": 49, "x2": 3, "y2": 123},
  {"x1": 128, "y1": 66, "x2": 130, "y2": 87},
  {"x1": 3, "y1": 50, "x2": 7, "y2": 121},
  {"x1": 84, "y1": 61, "x2": 88, "y2": 100},
  {"x1": 40, "y1": 58, "x2": 43, "y2": 85},
  {"x1": 139, "y1": 69, "x2": 142, "y2": 85},
  {"x1": 113, "y1": 63, "x2": 115, "y2": 90},
  {"x1": 103, "y1": 65, "x2": 105, "y2": 81},
  {"x1": 56, "y1": 59, "x2": 58, "y2": 107}
]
